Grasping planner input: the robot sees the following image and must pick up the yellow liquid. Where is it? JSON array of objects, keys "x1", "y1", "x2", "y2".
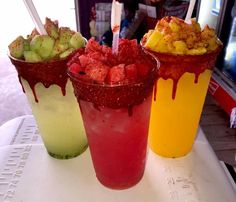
[
  {"x1": 22, "y1": 79, "x2": 87, "y2": 159},
  {"x1": 149, "y1": 70, "x2": 211, "y2": 157}
]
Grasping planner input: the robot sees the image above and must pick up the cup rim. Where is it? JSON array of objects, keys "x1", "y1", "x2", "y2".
[{"x1": 8, "y1": 52, "x2": 68, "y2": 64}]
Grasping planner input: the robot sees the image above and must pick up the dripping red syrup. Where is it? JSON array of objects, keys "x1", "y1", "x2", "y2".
[
  {"x1": 145, "y1": 46, "x2": 222, "y2": 100},
  {"x1": 9, "y1": 55, "x2": 70, "y2": 103},
  {"x1": 153, "y1": 80, "x2": 158, "y2": 101}
]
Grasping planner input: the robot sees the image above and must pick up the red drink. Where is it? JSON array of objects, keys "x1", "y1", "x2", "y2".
[
  {"x1": 68, "y1": 39, "x2": 158, "y2": 189},
  {"x1": 79, "y1": 94, "x2": 152, "y2": 189}
]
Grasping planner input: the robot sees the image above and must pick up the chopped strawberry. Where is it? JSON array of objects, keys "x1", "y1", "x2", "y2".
[
  {"x1": 107, "y1": 64, "x2": 125, "y2": 83},
  {"x1": 85, "y1": 63, "x2": 109, "y2": 82},
  {"x1": 101, "y1": 45, "x2": 117, "y2": 66},
  {"x1": 67, "y1": 38, "x2": 155, "y2": 84},
  {"x1": 85, "y1": 38, "x2": 102, "y2": 53},
  {"x1": 79, "y1": 55, "x2": 89, "y2": 67},
  {"x1": 69, "y1": 63, "x2": 84, "y2": 74},
  {"x1": 125, "y1": 64, "x2": 138, "y2": 80},
  {"x1": 67, "y1": 48, "x2": 85, "y2": 66},
  {"x1": 88, "y1": 52, "x2": 102, "y2": 60},
  {"x1": 72, "y1": 48, "x2": 84, "y2": 59},
  {"x1": 102, "y1": 45, "x2": 112, "y2": 55},
  {"x1": 118, "y1": 39, "x2": 138, "y2": 64}
]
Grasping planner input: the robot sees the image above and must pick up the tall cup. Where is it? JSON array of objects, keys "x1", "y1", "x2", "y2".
[
  {"x1": 143, "y1": 45, "x2": 222, "y2": 158},
  {"x1": 68, "y1": 50, "x2": 158, "y2": 189},
  {"x1": 9, "y1": 56, "x2": 88, "y2": 159}
]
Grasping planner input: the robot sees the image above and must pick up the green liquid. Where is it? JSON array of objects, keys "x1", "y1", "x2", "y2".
[{"x1": 22, "y1": 80, "x2": 87, "y2": 159}]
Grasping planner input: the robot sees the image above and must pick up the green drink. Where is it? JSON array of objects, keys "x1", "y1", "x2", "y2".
[
  {"x1": 8, "y1": 18, "x2": 88, "y2": 159},
  {"x1": 9, "y1": 57, "x2": 87, "y2": 159}
]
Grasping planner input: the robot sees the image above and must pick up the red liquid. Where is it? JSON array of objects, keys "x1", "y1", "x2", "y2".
[{"x1": 79, "y1": 95, "x2": 152, "y2": 189}]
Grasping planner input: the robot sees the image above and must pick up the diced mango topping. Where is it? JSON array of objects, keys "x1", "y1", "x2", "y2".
[
  {"x1": 143, "y1": 16, "x2": 221, "y2": 55},
  {"x1": 173, "y1": 41, "x2": 187, "y2": 54}
]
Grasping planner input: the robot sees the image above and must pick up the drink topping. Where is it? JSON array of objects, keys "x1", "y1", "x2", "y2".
[
  {"x1": 143, "y1": 16, "x2": 221, "y2": 55},
  {"x1": 142, "y1": 16, "x2": 222, "y2": 99},
  {"x1": 8, "y1": 18, "x2": 85, "y2": 62},
  {"x1": 68, "y1": 38, "x2": 156, "y2": 84},
  {"x1": 8, "y1": 18, "x2": 86, "y2": 102}
]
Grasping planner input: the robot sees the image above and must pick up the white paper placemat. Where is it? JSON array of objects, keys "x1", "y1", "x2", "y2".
[{"x1": 0, "y1": 116, "x2": 235, "y2": 202}]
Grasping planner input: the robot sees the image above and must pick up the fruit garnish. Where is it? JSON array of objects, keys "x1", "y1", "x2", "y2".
[
  {"x1": 85, "y1": 63, "x2": 109, "y2": 83},
  {"x1": 8, "y1": 17, "x2": 86, "y2": 62},
  {"x1": 69, "y1": 38, "x2": 156, "y2": 84},
  {"x1": 107, "y1": 64, "x2": 125, "y2": 83},
  {"x1": 8, "y1": 36, "x2": 25, "y2": 59},
  {"x1": 143, "y1": 16, "x2": 221, "y2": 55}
]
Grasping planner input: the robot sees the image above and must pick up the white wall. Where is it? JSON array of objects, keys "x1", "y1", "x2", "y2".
[
  {"x1": 198, "y1": 0, "x2": 219, "y2": 29},
  {"x1": 0, "y1": 0, "x2": 76, "y2": 55}
]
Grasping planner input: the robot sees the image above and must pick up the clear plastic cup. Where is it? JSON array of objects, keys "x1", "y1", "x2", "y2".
[
  {"x1": 68, "y1": 54, "x2": 158, "y2": 189},
  {"x1": 9, "y1": 56, "x2": 88, "y2": 159},
  {"x1": 144, "y1": 45, "x2": 222, "y2": 158}
]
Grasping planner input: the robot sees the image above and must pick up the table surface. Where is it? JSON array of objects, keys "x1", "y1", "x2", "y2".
[{"x1": 0, "y1": 115, "x2": 236, "y2": 202}]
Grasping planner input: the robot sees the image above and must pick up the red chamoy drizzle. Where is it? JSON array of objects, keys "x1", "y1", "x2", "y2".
[
  {"x1": 172, "y1": 79, "x2": 179, "y2": 100},
  {"x1": 145, "y1": 47, "x2": 222, "y2": 100},
  {"x1": 18, "y1": 76, "x2": 39, "y2": 103},
  {"x1": 194, "y1": 73, "x2": 200, "y2": 84},
  {"x1": 9, "y1": 56, "x2": 69, "y2": 103},
  {"x1": 153, "y1": 80, "x2": 158, "y2": 101}
]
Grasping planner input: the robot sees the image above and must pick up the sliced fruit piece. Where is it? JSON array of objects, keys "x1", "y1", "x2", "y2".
[
  {"x1": 144, "y1": 30, "x2": 164, "y2": 49},
  {"x1": 69, "y1": 32, "x2": 85, "y2": 49},
  {"x1": 85, "y1": 38, "x2": 102, "y2": 53},
  {"x1": 59, "y1": 27, "x2": 75, "y2": 45},
  {"x1": 23, "y1": 39, "x2": 30, "y2": 51},
  {"x1": 169, "y1": 20, "x2": 180, "y2": 32},
  {"x1": 187, "y1": 47, "x2": 207, "y2": 55},
  {"x1": 59, "y1": 48, "x2": 75, "y2": 59},
  {"x1": 30, "y1": 35, "x2": 43, "y2": 52},
  {"x1": 107, "y1": 64, "x2": 125, "y2": 83},
  {"x1": 23, "y1": 51, "x2": 42, "y2": 62},
  {"x1": 50, "y1": 39, "x2": 68, "y2": 58},
  {"x1": 69, "y1": 62, "x2": 85, "y2": 74},
  {"x1": 79, "y1": 55, "x2": 90, "y2": 67},
  {"x1": 67, "y1": 48, "x2": 85, "y2": 66},
  {"x1": 8, "y1": 36, "x2": 25, "y2": 59},
  {"x1": 44, "y1": 17, "x2": 59, "y2": 39},
  {"x1": 85, "y1": 63, "x2": 109, "y2": 82},
  {"x1": 27, "y1": 28, "x2": 40, "y2": 41},
  {"x1": 36, "y1": 35, "x2": 55, "y2": 59},
  {"x1": 173, "y1": 40, "x2": 188, "y2": 54}
]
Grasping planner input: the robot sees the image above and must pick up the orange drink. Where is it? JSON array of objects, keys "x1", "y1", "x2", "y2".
[
  {"x1": 148, "y1": 52, "x2": 220, "y2": 157},
  {"x1": 142, "y1": 16, "x2": 222, "y2": 157}
]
